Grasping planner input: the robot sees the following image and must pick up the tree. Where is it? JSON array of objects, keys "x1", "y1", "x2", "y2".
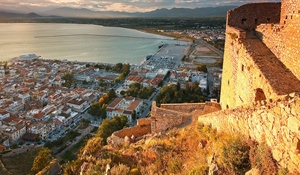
[
  {"x1": 196, "y1": 65, "x2": 208, "y2": 73},
  {"x1": 132, "y1": 110, "x2": 137, "y2": 121},
  {"x1": 31, "y1": 148, "x2": 52, "y2": 174},
  {"x1": 97, "y1": 115, "x2": 128, "y2": 145}
]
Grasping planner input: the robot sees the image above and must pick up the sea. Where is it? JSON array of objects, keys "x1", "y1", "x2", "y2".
[{"x1": 0, "y1": 23, "x2": 178, "y2": 64}]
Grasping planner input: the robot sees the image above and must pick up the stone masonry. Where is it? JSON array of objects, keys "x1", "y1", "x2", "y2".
[
  {"x1": 221, "y1": 1, "x2": 300, "y2": 109},
  {"x1": 107, "y1": 101, "x2": 221, "y2": 146},
  {"x1": 198, "y1": 1, "x2": 300, "y2": 173},
  {"x1": 199, "y1": 93, "x2": 300, "y2": 172}
]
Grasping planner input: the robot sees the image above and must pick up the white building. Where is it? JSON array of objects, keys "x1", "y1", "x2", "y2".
[{"x1": 106, "y1": 97, "x2": 143, "y2": 123}]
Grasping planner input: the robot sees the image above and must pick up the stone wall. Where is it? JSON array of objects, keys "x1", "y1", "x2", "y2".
[
  {"x1": 227, "y1": 3, "x2": 281, "y2": 30},
  {"x1": 107, "y1": 101, "x2": 221, "y2": 146},
  {"x1": 37, "y1": 159, "x2": 61, "y2": 175},
  {"x1": 151, "y1": 101, "x2": 190, "y2": 133},
  {"x1": 221, "y1": 0, "x2": 300, "y2": 110},
  {"x1": 199, "y1": 93, "x2": 300, "y2": 172},
  {"x1": 221, "y1": 25, "x2": 300, "y2": 109},
  {"x1": 160, "y1": 103, "x2": 206, "y2": 113},
  {"x1": 256, "y1": 18, "x2": 300, "y2": 80},
  {"x1": 107, "y1": 118, "x2": 151, "y2": 146}
]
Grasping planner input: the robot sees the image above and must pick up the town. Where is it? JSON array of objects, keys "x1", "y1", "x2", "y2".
[{"x1": 0, "y1": 29, "x2": 223, "y2": 155}]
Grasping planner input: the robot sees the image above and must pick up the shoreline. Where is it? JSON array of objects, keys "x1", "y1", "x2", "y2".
[
  {"x1": 3, "y1": 23, "x2": 191, "y2": 64},
  {"x1": 139, "y1": 29, "x2": 193, "y2": 43}
]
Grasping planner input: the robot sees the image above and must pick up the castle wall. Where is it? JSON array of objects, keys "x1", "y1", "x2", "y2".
[
  {"x1": 280, "y1": 0, "x2": 300, "y2": 25},
  {"x1": 256, "y1": 18, "x2": 300, "y2": 80},
  {"x1": 227, "y1": 3, "x2": 281, "y2": 30},
  {"x1": 199, "y1": 93, "x2": 300, "y2": 172},
  {"x1": 151, "y1": 101, "x2": 190, "y2": 133},
  {"x1": 107, "y1": 118, "x2": 151, "y2": 146},
  {"x1": 160, "y1": 103, "x2": 205, "y2": 113},
  {"x1": 221, "y1": 28, "x2": 280, "y2": 109},
  {"x1": 221, "y1": 1, "x2": 300, "y2": 110}
]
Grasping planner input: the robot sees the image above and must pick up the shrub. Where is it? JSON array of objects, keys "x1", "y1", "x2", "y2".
[
  {"x1": 250, "y1": 141, "x2": 277, "y2": 175},
  {"x1": 130, "y1": 168, "x2": 141, "y2": 175},
  {"x1": 189, "y1": 165, "x2": 209, "y2": 175},
  {"x1": 215, "y1": 134, "x2": 251, "y2": 175},
  {"x1": 110, "y1": 163, "x2": 130, "y2": 175},
  {"x1": 278, "y1": 167, "x2": 289, "y2": 175},
  {"x1": 167, "y1": 158, "x2": 183, "y2": 174}
]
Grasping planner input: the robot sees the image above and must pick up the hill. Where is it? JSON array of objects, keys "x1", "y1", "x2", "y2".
[{"x1": 0, "y1": 6, "x2": 235, "y2": 19}]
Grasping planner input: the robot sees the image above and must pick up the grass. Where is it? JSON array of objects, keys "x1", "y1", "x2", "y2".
[
  {"x1": 62, "y1": 140, "x2": 85, "y2": 161},
  {"x1": 1, "y1": 147, "x2": 41, "y2": 175}
]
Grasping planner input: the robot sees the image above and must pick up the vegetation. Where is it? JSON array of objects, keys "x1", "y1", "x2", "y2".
[
  {"x1": 1, "y1": 17, "x2": 226, "y2": 31},
  {"x1": 96, "y1": 115, "x2": 128, "y2": 145},
  {"x1": 0, "y1": 147, "x2": 41, "y2": 175},
  {"x1": 31, "y1": 148, "x2": 53, "y2": 174},
  {"x1": 63, "y1": 121, "x2": 286, "y2": 175},
  {"x1": 249, "y1": 140, "x2": 278, "y2": 175},
  {"x1": 44, "y1": 130, "x2": 80, "y2": 153},
  {"x1": 62, "y1": 72, "x2": 75, "y2": 88},
  {"x1": 196, "y1": 64, "x2": 208, "y2": 73},
  {"x1": 123, "y1": 83, "x2": 156, "y2": 99},
  {"x1": 89, "y1": 89, "x2": 116, "y2": 119},
  {"x1": 155, "y1": 83, "x2": 205, "y2": 106},
  {"x1": 114, "y1": 63, "x2": 131, "y2": 82}
]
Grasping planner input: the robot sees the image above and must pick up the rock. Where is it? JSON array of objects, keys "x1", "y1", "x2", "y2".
[{"x1": 245, "y1": 168, "x2": 259, "y2": 175}]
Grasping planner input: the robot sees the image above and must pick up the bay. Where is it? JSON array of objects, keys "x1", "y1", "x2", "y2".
[{"x1": 0, "y1": 23, "x2": 177, "y2": 64}]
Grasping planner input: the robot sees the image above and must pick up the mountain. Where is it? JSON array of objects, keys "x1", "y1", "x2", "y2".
[
  {"x1": 41, "y1": 6, "x2": 235, "y2": 18},
  {"x1": 25, "y1": 12, "x2": 42, "y2": 18},
  {"x1": 140, "y1": 6, "x2": 236, "y2": 17},
  {"x1": 0, "y1": 6, "x2": 235, "y2": 19},
  {"x1": 42, "y1": 7, "x2": 132, "y2": 18}
]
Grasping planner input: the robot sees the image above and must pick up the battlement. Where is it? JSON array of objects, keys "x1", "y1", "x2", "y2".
[
  {"x1": 221, "y1": 0, "x2": 300, "y2": 109},
  {"x1": 199, "y1": 93, "x2": 300, "y2": 172},
  {"x1": 227, "y1": 2, "x2": 281, "y2": 31}
]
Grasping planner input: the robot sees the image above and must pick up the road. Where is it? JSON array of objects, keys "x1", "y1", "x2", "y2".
[
  {"x1": 55, "y1": 125, "x2": 94, "y2": 160},
  {"x1": 198, "y1": 39, "x2": 224, "y2": 57}
]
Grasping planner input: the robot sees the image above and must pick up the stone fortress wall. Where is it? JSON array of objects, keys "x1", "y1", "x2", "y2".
[
  {"x1": 200, "y1": 0, "x2": 300, "y2": 173},
  {"x1": 107, "y1": 101, "x2": 221, "y2": 146},
  {"x1": 199, "y1": 93, "x2": 300, "y2": 172},
  {"x1": 220, "y1": 1, "x2": 300, "y2": 110},
  {"x1": 256, "y1": 0, "x2": 300, "y2": 81}
]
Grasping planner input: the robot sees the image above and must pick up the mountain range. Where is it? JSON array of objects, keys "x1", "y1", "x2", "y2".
[{"x1": 0, "y1": 6, "x2": 235, "y2": 19}]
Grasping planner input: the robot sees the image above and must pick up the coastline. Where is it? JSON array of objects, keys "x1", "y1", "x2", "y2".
[{"x1": 139, "y1": 29, "x2": 193, "y2": 43}]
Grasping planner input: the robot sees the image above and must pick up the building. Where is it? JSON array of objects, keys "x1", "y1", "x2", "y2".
[
  {"x1": 220, "y1": 1, "x2": 300, "y2": 109},
  {"x1": 106, "y1": 97, "x2": 143, "y2": 123},
  {"x1": 67, "y1": 98, "x2": 88, "y2": 113}
]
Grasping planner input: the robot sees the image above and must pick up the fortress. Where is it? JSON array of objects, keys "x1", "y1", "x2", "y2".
[
  {"x1": 199, "y1": 0, "x2": 300, "y2": 172},
  {"x1": 220, "y1": 0, "x2": 300, "y2": 109},
  {"x1": 106, "y1": 0, "x2": 300, "y2": 173}
]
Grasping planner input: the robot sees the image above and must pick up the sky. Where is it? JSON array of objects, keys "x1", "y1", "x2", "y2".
[{"x1": 0, "y1": 0, "x2": 282, "y2": 12}]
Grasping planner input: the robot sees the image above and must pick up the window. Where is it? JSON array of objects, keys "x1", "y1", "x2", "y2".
[
  {"x1": 255, "y1": 88, "x2": 266, "y2": 101},
  {"x1": 242, "y1": 64, "x2": 244, "y2": 71},
  {"x1": 242, "y1": 18, "x2": 247, "y2": 24}
]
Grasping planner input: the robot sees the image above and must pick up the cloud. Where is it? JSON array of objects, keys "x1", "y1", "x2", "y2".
[{"x1": 0, "y1": 0, "x2": 281, "y2": 12}]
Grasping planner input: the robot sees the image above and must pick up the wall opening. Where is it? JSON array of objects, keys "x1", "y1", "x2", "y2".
[
  {"x1": 255, "y1": 88, "x2": 266, "y2": 101},
  {"x1": 291, "y1": 15, "x2": 293, "y2": 19},
  {"x1": 226, "y1": 105, "x2": 229, "y2": 109},
  {"x1": 267, "y1": 18, "x2": 271, "y2": 22},
  {"x1": 242, "y1": 18, "x2": 247, "y2": 24},
  {"x1": 296, "y1": 139, "x2": 300, "y2": 155},
  {"x1": 286, "y1": 15, "x2": 288, "y2": 19},
  {"x1": 298, "y1": 10, "x2": 300, "y2": 14},
  {"x1": 228, "y1": 80, "x2": 230, "y2": 85},
  {"x1": 255, "y1": 19, "x2": 258, "y2": 24},
  {"x1": 242, "y1": 64, "x2": 244, "y2": 71}
]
